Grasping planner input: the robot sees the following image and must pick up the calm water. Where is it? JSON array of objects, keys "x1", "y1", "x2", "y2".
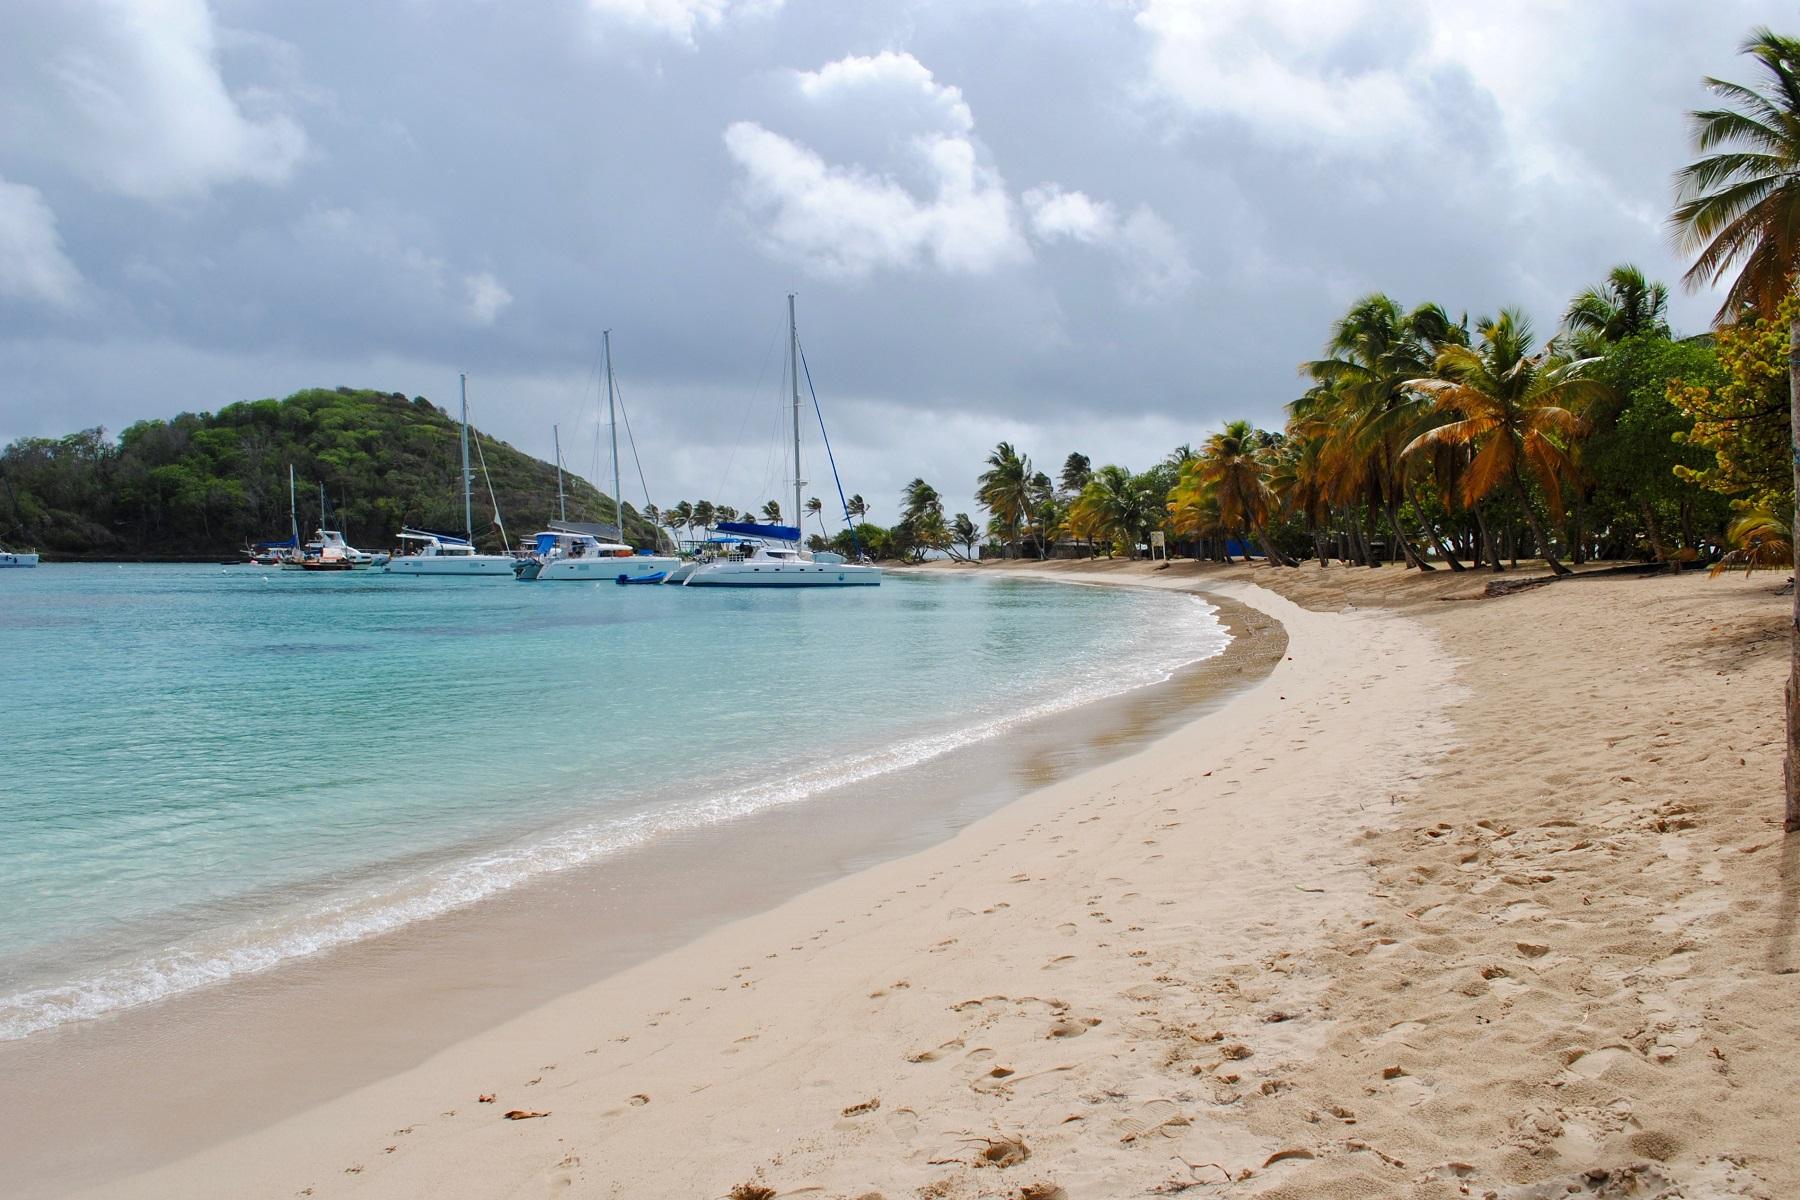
[{"x1": 0, "y1": 564, "x2": 1226, "y2": 1039}]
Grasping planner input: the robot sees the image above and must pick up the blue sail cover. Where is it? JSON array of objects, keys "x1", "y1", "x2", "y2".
[
  {"x1": 714, "y1": 520, "x2": 801, "y2": 543},
  {"x1": 254, "y1": 537, "x2": 298, "y2": 549}
]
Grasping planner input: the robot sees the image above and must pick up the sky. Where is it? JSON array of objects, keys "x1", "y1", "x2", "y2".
[{"x1": 0, "y1": 0, "x2": 1789, "y2": 525}]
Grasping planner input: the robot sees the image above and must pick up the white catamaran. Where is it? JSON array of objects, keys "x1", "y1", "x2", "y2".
[
  {"x1": 682, "y1": 295, "x2": 880, "y2": 588},
  {"x1": 385, "y1": 374, "x2": 518, "y2": 577},
  {"x1": 517, "y1": 331, "x2": 678, "y2": 584},
  {"x1": 0, "y1": 542, "x2": 38, "y2": 568}
]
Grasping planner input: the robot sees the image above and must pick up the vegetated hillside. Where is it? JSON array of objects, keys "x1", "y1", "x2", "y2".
[{"x1": 0, "y1": 387, "x2": 660, "y2": 559}]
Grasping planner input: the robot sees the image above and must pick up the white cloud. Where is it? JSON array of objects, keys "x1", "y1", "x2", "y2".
[
  {"x1": 1023, "y1": 184, "x2": 1117, "y2": 245},
  {"x1": 586, "y1": 0, "x2": 782, "y2": 45},
  {"x1": 1135, "y1": 0, "x2": 1426, "y2": 150},
  {"x1": 796, "y1": 50, "x2": 975, "y2": 134},
  {"x1": 0, "y1": 178, "x2": 84, "y2": 309},
  {"x1": 463, "y1": 272, "x2": 513, "y2": 325},
  {"x1": 723, "y1": 121, "x2": 1024, "y2": 277},
  {"x1": 2, "y1": 0, "x2": 306, "y2": 202},
  {"x1": 723, "y1": 51, "x2": 1029, "y2": 278},
  {"x1": 1024, "y1": 184, "x2": 1193, "y2": 302}
]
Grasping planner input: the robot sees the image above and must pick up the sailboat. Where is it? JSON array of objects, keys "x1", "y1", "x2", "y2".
[
  {"x1": 516, "y1": 331, "x2": 678, "y2": 583},
  {"x1": 682, "y1": 296, "x2": 880, "y2": 588},
  {"x1": 0, "y1": 542, "x2": 38, "y2": 568},
  {"x1": 385, "y1": 375, "x2": 519, "y2": 577}
]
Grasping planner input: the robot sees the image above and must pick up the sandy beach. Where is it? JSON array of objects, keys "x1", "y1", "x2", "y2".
[{"x1": 29, "y1": 560, "x2": 1800, "y2": 1198}]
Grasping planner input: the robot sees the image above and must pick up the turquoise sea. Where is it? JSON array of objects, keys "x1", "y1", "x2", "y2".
[{"x1": 0, "y1": 565, "x2": 1226, "y2": 1040}]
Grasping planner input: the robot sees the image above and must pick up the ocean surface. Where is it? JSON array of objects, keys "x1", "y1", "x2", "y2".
[{"x1": 0, "y1": 564, "x2": 1227, "y2": 1040}]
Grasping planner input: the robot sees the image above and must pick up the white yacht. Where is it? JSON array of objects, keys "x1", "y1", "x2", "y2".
[
  {"x1": 516, "y1": 529, "x2": 677, "y2": 583},
  {"x1": 0, "y1": 542, "x2": 38, "y2": 568},
  {"x1": 680, "y1": 527, "x2": 877, "y2": 587},
  {"x1": 384, "y1": 529, "x2": 517, "y2": 576},
  {"x1": 384, "y1": 375, "x2": 517, "y2": 578},
  {"x1": 681, "y1": 295, "x2": 881, "y2": 589},
  {"x1": 309, "y1": 529, "x2": 388, "y2": 569}
]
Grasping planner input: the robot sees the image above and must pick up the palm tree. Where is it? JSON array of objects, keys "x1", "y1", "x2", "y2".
[
  {"x1": 716, "y1": 505, "x2": 739, "y2": 524},
  {"x1": 1302, "y1": 294, "x2": 1469, "y2": 571},
  {"x1": 668, "y1": 500, "x2": 694, "y2": 547},
  {"x1": 1059, "y1": 452, "x2": 1092, "y2": 495},
  {"x1": 692, "y1": 500, "x2": 716, "y2": 536},
  {"x1": 761, "y1": 500, "x2": 783, "y2": 524},
  {"x1": 977, "y1": 442, "x2": 1035, "y2": 557},
  {"x1": 951, "y1": 512, "x2": 979, "y2": 560},
  {"x1": 1069, "y1": 465, "x2": 1157, "y2": 557},
  {"x1": 1403, "y1": 310, "x2": 1605, "y2": 577},
  {"x1": 1561, "y1": 264, "x2": 1671, "y2": 353},
  {"x1": 804, "y1": 496, "x2": 826, "y2": 539},
  {"x1": 846, "y1": 494, "x2": 868, "y2": 522},
  {"x1": 1670, "y1": 27, "x2": 1800, "y2": 831},
  {"x1": 1180, "y1": 421, "x2": 1295, "y2": 566}
]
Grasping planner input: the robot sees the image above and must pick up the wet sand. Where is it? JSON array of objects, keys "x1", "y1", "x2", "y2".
[{"x1": 0, "y1": 581, "x2": 1281, "y2": 1197}]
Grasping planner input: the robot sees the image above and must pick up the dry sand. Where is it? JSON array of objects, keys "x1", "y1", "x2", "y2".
[{"x1": 60, "y1": 561, "x2": 1800, "y2": 1199}]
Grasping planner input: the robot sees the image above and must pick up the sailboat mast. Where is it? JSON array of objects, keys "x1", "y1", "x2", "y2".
[
  {"x1": 460, "y1": 373, "x2": 473, "y2": 542},
  {"x1": 289, "y1": 464, "x2": 299, "y2": 548},
  {"x1": 553, "y1": 424, "x2": 566, "y2": 522},
  {"x1": 789, "y1": 293, "x2": 802, "y2": 543},
  {"x1": 605, "y1": 330, "x2": 622, "y2": 542}
]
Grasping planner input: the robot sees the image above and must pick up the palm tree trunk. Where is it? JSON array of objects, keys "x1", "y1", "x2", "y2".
[
  {"x1": 1383, "y1": 491, "x2": 1435, "y2": 570},
  {"x1": 1784, "y1": 311, "x2": 1800, "y2": 831},
  {"x1": 1640, "y1": 501, "x2": 1671, "y2": 565},
  {"x1": 1509, "y1": 469, "x2": 1570, "y2": 576}
]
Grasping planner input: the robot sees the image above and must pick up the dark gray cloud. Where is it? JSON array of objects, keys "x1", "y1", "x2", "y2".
[{"x1": 0, "y1": 0, "x2": 1787, "y2": 521}]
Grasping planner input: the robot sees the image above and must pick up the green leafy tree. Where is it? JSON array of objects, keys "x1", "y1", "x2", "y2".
[{"x1": 1669, "y1": 26, "x2": 1800, "y2": 829}]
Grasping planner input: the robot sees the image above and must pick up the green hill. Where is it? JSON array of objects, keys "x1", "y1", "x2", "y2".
[{"x1": 0, "y1": 387, "x2": 661, "y2": 559}]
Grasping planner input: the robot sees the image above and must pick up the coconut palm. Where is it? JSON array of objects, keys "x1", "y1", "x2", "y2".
[
  {"x1": 846, "y1": 494, "x2": 868, "y2": 522},
  {"x1": 761, "y1": 500, "x2": 783, "y2": 523},
  {"x1": 1561, "y1": 264, "x2": 1671, "y2": 352},
  {"x1": 1669, "y1": 26, "x2": 1800, "y2": 830},
  {"x1": 1059, "y1": 452, "x2": 1092, "y2": 495},
  {"x1": 1185, "y1": 420, "x2": 1295, "y2": 566},
  {"x1": 977, "y1": 442, "x2": 1036, "y2": 557},
  {"x1": 951, "y1": 512, "x2": 980, "y2": 560},
  {"x1": 1069, "y1": 465, "x2": 1157, "y2": 558},
  {"x1": 668, "y1": 500, "x2": 694, "y2": 546},
  {"x1": 804, "y1": 496, "x2": 826, "y2": 539},
  {"x1": 691, "y1": 500, "x2": 716, "y2": 536},
  {"x1": 1402, "y1": 310, "x2": 1606, "y2": 577},
  {"x1": 1301, "y1": 294, "x2": 1470, "y2": 570},
  {"x1": 716, "y1": 505, "x2": 739, "y2": 524}
]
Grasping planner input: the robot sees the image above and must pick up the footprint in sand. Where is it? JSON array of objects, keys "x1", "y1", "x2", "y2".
[
  {"x1": 1055, "y1": 923, "x2": 1078, "y2": 936},
  {"x1": 906, "y1": 1037, "x2": 965, "y2": 1063},
  {"x1": 1043, "y1": 955, "x2": 1077, "y2": 971},
  {"x1": 1047, "y1": 1016, "x2": 1100, "y2": 1039}
]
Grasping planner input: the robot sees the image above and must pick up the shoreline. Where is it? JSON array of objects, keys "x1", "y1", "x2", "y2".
[
  {"x1": 2, "y1": 574, "x2": 1282, "y2": 1197},
  {"x1": 21, "y1": 558, "x2": 1793, "y2": 1198}
]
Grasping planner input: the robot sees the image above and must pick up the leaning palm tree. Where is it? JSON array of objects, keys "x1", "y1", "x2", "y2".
[
  {"x1": 1671, "y1": 27, "x2": 1800, "y2": 831},
  {"x1": 846, "y1": 494, "x2": 868, "y2": 522},
  {"x1": 804, "y1": 496, "x2": 826, "y2": 539},
  {"x1": 761, "y1": 500, "x2": 783, "y2": 524},
  {"x1": 1402, "y1": 310, "x2": 1605, "y2": 577}
]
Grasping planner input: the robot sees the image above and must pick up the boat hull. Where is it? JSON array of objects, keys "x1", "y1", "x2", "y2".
[
  {"x1": 683, "y1": 561, "x2": 881, "y2": 587},
  {"x1": 384, "y1": 556, "x2": 518, "y2": 577},
  {"x1": 0, "y1": 553, "x2": 39, "y2": 568},
  {"x1": 525, "y1": 555, "x2": 679, "y2": 583}
]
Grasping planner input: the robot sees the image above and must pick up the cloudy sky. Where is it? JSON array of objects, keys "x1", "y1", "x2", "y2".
[{"x1": 0, "y1": 0, "x2": 1787, "y2": 522}]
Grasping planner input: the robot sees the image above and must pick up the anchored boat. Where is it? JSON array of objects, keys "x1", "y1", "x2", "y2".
[{"x1": 681, "y1": 295, "x2": 880, "y2": 589}]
